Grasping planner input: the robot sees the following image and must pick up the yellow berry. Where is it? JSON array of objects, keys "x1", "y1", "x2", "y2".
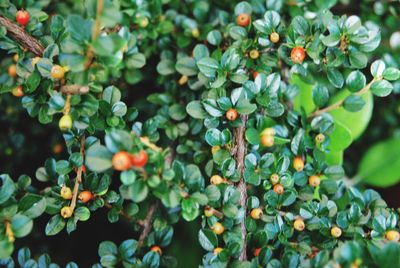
[
  {"x1": 60, "y1": 186, "x2": 73, "y2": 200},
  {"x1": 13, "y1": 54, "x2": 19, "y2": 62},
  {"x1": 60, "y1": 206, "x2": 73, "y2": 218},
  {"x1": 211, "y1": 222, "x2": 225, "y2": 235},
  {"x1": 178, "y1": 75, "x2": 188, "y2": 85},
  {"x1": 211, "y1": 146, "x2": 221, "y2": 154},
  {"x1": 270, "y1": 173, "x2": 280, "y2": 185},
  {"x1": 191, "y1": 28, "x2": 200, "y2": 38},
  {"x1": 210, "y1": 175, "x2": 224, "y2": 185},
  {"x1": 331, "y1": 226, "x2": 342, "y2": 238},
  {"x1": 293, "y1": 156, "x2": 304, "y2": 172},
  {"x1": 315, "y1": 133, "x2": 325, "y2": 144},
  {"x1": 249, "y1": 49, "x2": 259, "y2": 59},
  {"x1": 8, "y1": 64, "x2": 17, "y2": 78},
  {"x1": 11, "y1": 86, "x2": 24, "y2": 97},
  {"x1": 294, "y1": 219, "x2": 305, "y2": 231},
  {"x1": 250, "y1": 208, "x2": 263, "y2": 220},
  {"x1": 385, "y1": 230, "x2": 400, "y2": 242},
  {"x1": 261, "y1": 128, "x2": 276, "y2": 136},
  {"x1": 270, "y1": 32, "x2": 280, "y2": 43},
  {"x1": 51, "y1": 65, "x2": 65, "y2": 80},
  {"x1": 213, "y1": 247, "x2": 223, "y2": 255},
  {"x1": 139, "y1": 17, "x2": 149, "y2": 28},
  {"x1": 204, "y1": 207, "x2": 214, "y2": 217},
  {"x1": 59, "y1": 114, "x2": 73, "y2": 131},
  {"x1": 308, "y1": 175, "x2": 321, "y2": 187}
]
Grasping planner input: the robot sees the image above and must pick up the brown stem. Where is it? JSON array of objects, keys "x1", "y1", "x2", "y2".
[
  {"x1": 138, "y1": 202, "x2": 158, "y2": 247},
  {"x1": 232, "y1": 115, "x2": 248, "y2": 261},
  {"x1": 70, "y1": 136, "x2": 86, "y2": 211},
  {"x1": 0, "y1": 16, "x2": 44, "y2": 56},
  {"x1": 104, "y1": 202, "x2": 136, "y2": 222},
  {"x1": 84, "y1": 0, "x2": 104, "y2": 68},
  {"x1": 60, "y1": 85, "x2": 90, "y2": 95},
  {"x1": 308, "y1": 78, "x2": 378, "y2": 118},
  {"x1": 63, "y1": 94, "x2": 72, "y2": 115}
]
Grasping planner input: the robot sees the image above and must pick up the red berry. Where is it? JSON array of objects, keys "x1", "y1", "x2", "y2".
[
  {"x1": 78, "y1": 191, "x2": 94, "y2": 203},
  {"x1": 291, "y1": 46, "x2": 306, "y2": 64},
  {"x1": 236, "y1": 13, "x2": 251, "y2": 27},
  {"x1": 112, "y1": 151, "x2": 133, "y2": 171},
  {"x1": 130, "y1": 150, "x2": 148, "y2": 168},
  {"x1": 16, "y1": 10, "x2": 30, "y2": 26}
]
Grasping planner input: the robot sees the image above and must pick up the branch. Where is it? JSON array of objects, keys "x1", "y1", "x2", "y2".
[
  {"x1": 308, "y1": 78, "x2": 378, "y2": 118},
  {"x1": 138, "y1": 202, "x2": 158, "y2": 247},
  {"x1": 232, "y1": 115, "x2": 248, "y2": 261},
  {"x1": 85, "y1": 0, "x2": 104, "y2": 68},
  {"x1": 60, "y1": 85, "x2": 90, "y2": 95},
  {"x1": 104, "y1": 202, "x2": 137, "y2": 222},
  {"x1": 70, "y1": 135, "x2": 86, "y2": 211},
  {"x1": 0, "y1": 16, "x2": 44, "y2": 56}
]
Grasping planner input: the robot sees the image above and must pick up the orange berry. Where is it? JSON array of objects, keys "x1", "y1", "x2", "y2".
[
  {"x1": 254, "y1": 248, "x2": 261, "y2": 257},
  {"x1": 213, "y1": 247, "x2": 223, "y2": 255},
  {"x1": 253, "y1": 71, "x2": 259, "y2": 80},
  {"x1": 53, "y1": 143, "x2": 63, "y2": 154},
  {"x1": 150, "y1": 246, "x2": 162, "y2": 255},
  {"x1": 291, "y1": 46, "x2": 306, "y2": 64},
  {"x1": 293, "y1": 156, "x2": 304, "y2": 172},
  {"x1": 261, "y1": 134, "x2": 274, "y2": 147},
  {"x1": 250, "y1": 208, "x2": 263, "y2": 220},
  {"x1": 294, "y1": 219, "x2": 305, "y2": 231},
  {"x1": 8, "y1": 64, "x2": 17, "y2": 77},
  {"x1": 308, "y1": 175, "x2": 321, "y2": 187},
  {"x1": 273, "y1": 184, "x2": 284, "y2": 195},
  {"x1": 78, "y1": 191, "x2": 94, "y2": 203},
  {"x1": 226, "y1": 108, "x2": 238, "y2": 121},
  {"x1": 178, "y1": 75, "x2": 188, "y2": 85},
  {"x1": 270, "y1": 32, "x2": 280, "y2": 43},
  {"x1": 112, "y1": 151, "x2": 133, "y2": 171},
  {"x1": 236, "y1": 13, "x2": 251, "y2": 27},
  {"x1": 261, "y1": 128, "x2": 276, "y2": 136},
  {"x1": 11, "y1": 86, "x2": 24, "y2": 97}
]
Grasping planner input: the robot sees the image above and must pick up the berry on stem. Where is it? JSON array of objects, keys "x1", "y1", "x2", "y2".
[
  {"x1": 130, "y1": 150, "x2": 148, "y2": 168},
  {"x1": 291, "y1": 46, "x2": 306, "y2": 64},
  {"x1": 385, "y1": 230, "x2": 400, "y2": 242},
  {"x1": 16, "y1": 10, "x2": 30, "y2": 26},
  {"x1": 270, "y1": 32, "x2": 280, "y2": 43},
  {"x1": 315, "y1": 133, "x2": 325, "y2": 144},
  {"x1": 261, "y1": 134, "x2": 274, "y2": 147},
  {"x1": 270, "y1": 173, "x2": 280, "y2": 185},
  {"x1": 226, "y1": 108, "x2": 238, "y2": 121},
  {"x1": 236, "y1": 13, "x2": 251, "y2": 27},
  {"x1": 261, "y1": 128, "x2": 276, "y2": 136},
  {"x1": 60, "y1": 186, "x2": 73, "y2": 200},
  {"x1": 59, "y1": 114, "x2": 72, "y2": 131},
  {"x1": 78, "y1": 191, "x2": 94, "y2": 203},
  {"x1": 210, "y1": 175, "x2": 224, "y2": 185},
  {"x1": 331, "y1": 226, "x2": 342, "y2": 238},
  {"x1": 60, "y1": 206, "x2": 73, "y2": 219},
  {"x1": 8, "y1": 64, "x2": 17, "y2": 78},
  {"x1": 249, "y1": 49, "x2": 259, "y2": 59},
  {"x1": 112, "y1": 151, "x2": 133, "y2": 171},
  {"x1": 204, "y1": 207, "x2": 214, "y2": 217},
  {"x1": 51, "y1": 65, "x2": 66, "y2": 80},
  {"x1": 293, "y1": 156, "x2": 304, "y2": 172},
  {"x1": 213, "y1": 247, "x2": 223, "y2": 255},
  {"x1": 273, "y1": 184, "x2": 284, "y2": 195}
]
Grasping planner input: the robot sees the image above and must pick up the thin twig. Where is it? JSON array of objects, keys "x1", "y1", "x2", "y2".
[
  {"x1": 308, "y1": 78, "x2": 379, "y2": 118},
  {"x1": 85, "y1": 0, "x2": 104, "y2": 68},
  {"x1": 138, "y1": 202, "x2": 158, "y2": 247},
  {"x1": 60, "y1": 85, "x2": 90, "y2": 95},
  {"x1": 70, "y1": 136, "x2": 86, "y2": 211},
  {"x1": 104, "y1": 202, "x2": 137, "y2": 222},
  {"x1": 0, "y1": 16, "x2": 44, "y2": 56},
  {"x1": 232, "y1": 115, "x2": 248, "y2": 261}
]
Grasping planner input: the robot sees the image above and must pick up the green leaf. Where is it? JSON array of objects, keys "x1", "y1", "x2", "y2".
[
  {"x1": 327, "y1": 121, "x2": 353, "y2": 152},
  {"x1": 198, "y1": 229, "x2": 217, "y2": 251},
  {"x1": 176, "y1": 57, "x2": 197, "y2": 76},
  {"x1": 292, "y1": 75, "x2": 316, "y2": 115},
  {"x1": 74, "y1": 207, "x2": 90, "y2": 221},
  {"x1": 45, "y1": 215, "x2": 66, "y2": 236},
  {"x1": 126, "y1": 53, "x2": 146, "y2": 69},
  {"x1": 245, "y1": 128, "x2": 260, "y2": 145},
  {"x1": 19, "y1": 194, "x2": 46, "y2": 218},
  {"x1": 11, "y1": 214, "x2": 33, "y2": 238},
  {"x1": 349, "y1": 50, "x2": 367, "y2": 69},
  {"x1": 383, "y1": 67, "x2": 400, "y2": 81},
  {"x1": 197, "y1": 57, "x2": 219, "y2": 78},
  {"x1": 346, "y1": 71, "x2": 366, "y2": 92},
  {"x1": 330, "y1": 90, "x2": 373, "y2": 139},
  {"x1": 312, "y1": 85, "x2": 329, "y2": 107},
  {"x1": 66, "y1": 15, "x2": 92, "y2": 43},
  {"x1": 0, "y1": 174, "x2": 15, "y2": 204},
  {"x1": 358, "y1": 138, "x2": 400, "y2": 187},
  {"x1": 291, "y1": 16, "x2": 309, "y2": 35},
  {"x1": 120, "y1": 170, "x2": 136, "y2": 185},
  {"x1": 85, "y1": 144, "x2": 113, "y2": 173},
  {"x1": 207, "y1": 30, "x2": 222, "y2": 46},
  {"x1": 157, "y1": 59, "x2": 175, "y2": 75},
  {"x1": 186, "y1": 101, "x2": 208, "y2": 119},
  {"x1": 370, "y1": 60, "x2": 386, "y2": 78},
  {"x1": 324, "y1": 165, "x2": 344, "y2": 179},
  {"x1": 327, "y1": 68, "x2": 344, "y2": 88},
  {"x1": 370, "y1": 80, "x2": 393, "y2": 97},
  {"x1": 236, "y1": 99, "x2": 257, "y2": 115},
  {"x1": 129, "y1": 180, "x2": 148, "y2": 203},
  {"x1": 343, "y1": 95, "x2": 365, "y2": 112}
]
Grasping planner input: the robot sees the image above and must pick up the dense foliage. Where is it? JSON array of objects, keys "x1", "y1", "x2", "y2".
[{"x1": 0, "y1": 0, "x2": 400, "y2": 267}]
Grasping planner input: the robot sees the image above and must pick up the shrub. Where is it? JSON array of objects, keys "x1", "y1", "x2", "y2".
[{"x1": 0, "y1": 0, "x2": 400, "y2": 267}]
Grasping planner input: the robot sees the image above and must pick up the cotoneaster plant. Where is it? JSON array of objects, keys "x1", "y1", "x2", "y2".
[{"x1": 0, "y1": 1, "x2": 400, "y2": 268}]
